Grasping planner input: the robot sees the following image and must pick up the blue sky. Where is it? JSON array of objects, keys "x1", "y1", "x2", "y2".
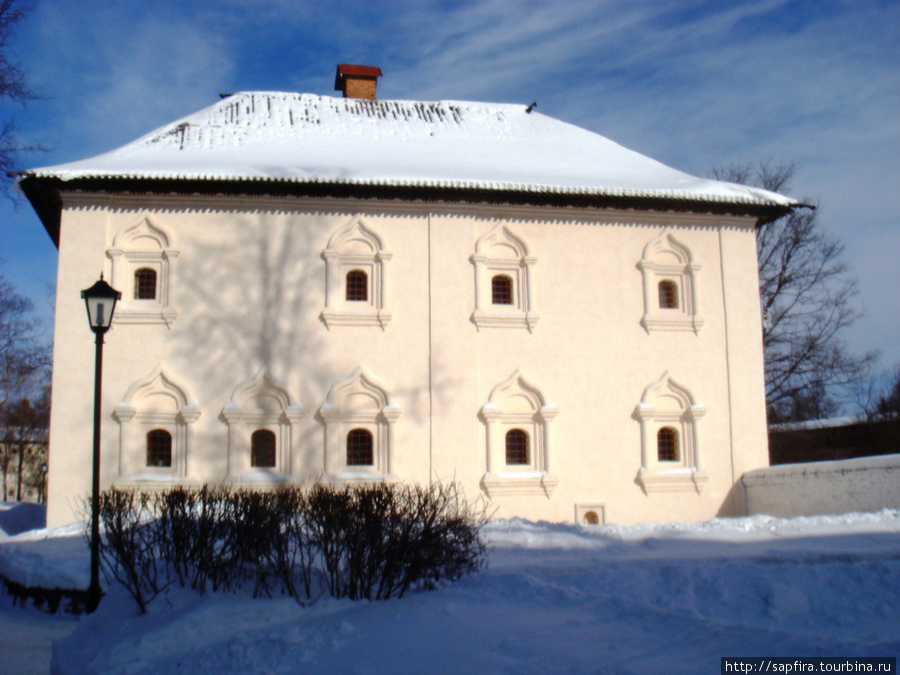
[{"x1": 2, "y1": 0, "x2": 898, "y2": 374}]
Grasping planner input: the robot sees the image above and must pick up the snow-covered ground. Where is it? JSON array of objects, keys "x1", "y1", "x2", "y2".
[{"x1": 2, "y1": 502, "x2": 899, "y2": 674}]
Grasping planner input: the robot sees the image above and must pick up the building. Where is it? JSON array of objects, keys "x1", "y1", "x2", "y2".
[
  {"x1": 0, "y1": 439, "x2": 48, "y2": 504},
  {"x1": 20, "y1": 65, "x2": 795, "y2": 527}
]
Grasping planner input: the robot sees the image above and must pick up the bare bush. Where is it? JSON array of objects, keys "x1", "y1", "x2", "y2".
[
  {"x1": 91, "y1": 481, "x2": 488, "y2": 613},
  {"x1": 306, "y1": 482, "x2": 488, "y2": 601},
  {"x1": 93, "y1": 490, "x2": 167, "y2": 614}
]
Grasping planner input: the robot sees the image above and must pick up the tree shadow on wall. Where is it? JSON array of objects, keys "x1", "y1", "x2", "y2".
[{"x1": 165, "y1": 204, "x2": 458, "y2": 477}]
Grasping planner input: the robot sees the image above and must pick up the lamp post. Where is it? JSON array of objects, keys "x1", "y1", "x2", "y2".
[
  {"x1": 40, "y1": 463, "x2": 48, "y2": 504},
  {"x1": 81, "y1": 275, "x2": 120, "y2": 613}
]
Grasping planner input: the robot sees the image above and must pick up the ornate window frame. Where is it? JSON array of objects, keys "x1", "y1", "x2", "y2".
[
  {"x1": 317, "y1": 367, "x2": 402, "y2": 482},
  {"x1": 107, "y1": 216, "x2": 179, "y2": 327},
  {"x1": 471, "y1": 225, "x2": 538, "y2": 331},
  {"x1": 321, "y1": 218, "x2": 392, "y2": 329},
  {"x1": 633, "y1": 372, "x2": 707, "y2": 493},
  {"x1": 222, "y1": 368, "x2": 305, "y2": 484},
  {"x1": 113, "y1": 367, "x2": 200, "y2": 485},
  {"x1": 638, "y1": 231, "x2": 702, "y2": 334},
  {"x1": 480, "y1": 370, "x2": 558, "y2": 497}
]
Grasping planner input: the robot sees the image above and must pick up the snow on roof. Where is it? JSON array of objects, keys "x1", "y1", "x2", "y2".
[
  {"x1": 768, "y1": 415, "x2": 868, "y2": 432},
  {"x1": 26, "y1": 92, "x2": 794, "y2": 207}
]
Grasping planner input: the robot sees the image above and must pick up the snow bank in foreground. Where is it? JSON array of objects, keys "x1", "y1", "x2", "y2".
[
  {"x1": 0, "y1": 502, "x2": 45, "y2": 537},
  {"x1": 2, "y1": 507, "x2": 899, "y2": 673}
]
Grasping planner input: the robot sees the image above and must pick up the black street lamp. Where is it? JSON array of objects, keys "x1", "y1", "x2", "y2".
[
  {"x1": 40, "y1": 463, "x2": 48, "y2": 504},
  {"x1": 81, "y1": 275, "x2": 120, "y2": 613}
]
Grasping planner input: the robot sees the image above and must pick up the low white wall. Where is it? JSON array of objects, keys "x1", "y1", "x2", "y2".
[{"x1": 742, "y1": 454, "x2": 900, "y2": 518}]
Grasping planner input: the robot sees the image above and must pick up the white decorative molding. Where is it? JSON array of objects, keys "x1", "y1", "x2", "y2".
[
  {"x1": 471, "y1": 225, "x2": 539, "y2": 331},
  {"x1": 317, "y1": 367, "x2": 402, "y2": 482},
  {"x1": 107, "y1": 215, "x2": 179, "y2": 327},
  {"x1": 222, "y1": 368, "x2": 304, "y2": 483},
  {"x1": 479, "y1": 370, "x2": 558, "y2": 498},
  {"x1": 633, "y1": 372, "x2": 707, "y2": 494},
  {"x1": 638, "y1": 230, "x2": 702, "y2": 334},
  {"x1": 112, "y1": 366, "x2": 200, "y2": 484},
  {"x1": 636, "y1": 467, "x2": 708, "y2": 493},
  {"x1": 321, "y1": 217, "x2": 393, "y2": 329}
]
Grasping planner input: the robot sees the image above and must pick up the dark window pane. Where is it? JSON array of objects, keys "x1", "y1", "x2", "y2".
[
  {"x1": 505, "y1": 428, "x2": 529, "y2": 464},
  {"x1": 658, "y1": 280, "x2": 677, "y2": 309},
  {"x1": 657, "y1": 427, "x2": 678, "y2": 461},
  {"x1": 492, "y1": 275, "x2": 513, "y2": 305},
  {"x1": 147, "y1": 429, "x2": 172, "y2": 467},
  {"x1": 251, "y1": 429, "x2": 276, "y2": 468},
  {"x1": 346, "y1": 270, "x2": 368, "y2": 301},
  {"x1": 347, "y1": 428, "x2": 374, "y2": 466},
  {"x1": 135, "y1": 268, "x2": 157, "y2": 300}
]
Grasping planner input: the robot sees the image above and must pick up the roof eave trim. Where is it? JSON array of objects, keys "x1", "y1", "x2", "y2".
[
  {"x1": 19, "y1": 174, "x2": 795, "y2": 225},
  {"x1": 17, "y1": 174, "x2": 63, "y2": 248}
]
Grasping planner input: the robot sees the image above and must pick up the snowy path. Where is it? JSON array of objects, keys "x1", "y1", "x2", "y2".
[
  {"x1": 0, "y1": 598, "x2": 78, "y2": 675},
  {"x1": 2, "y1": 509, "x2": 899, "y2": 673}
]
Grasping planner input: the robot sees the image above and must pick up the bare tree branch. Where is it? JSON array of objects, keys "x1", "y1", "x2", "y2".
[
  {"x1": 712, "y1": 161, "x2": 875, "y2": 422},
  {"x1": 0, "y1": 272, "x2": 49, "y2": 415},
  {"x1": 0, "y1": 0, "x2": 44, "y2": 194}
]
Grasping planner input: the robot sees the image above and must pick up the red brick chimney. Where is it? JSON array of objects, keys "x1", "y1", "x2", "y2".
[{"x1": 334, "y1": 64, "x2": 383, "y2": 100}]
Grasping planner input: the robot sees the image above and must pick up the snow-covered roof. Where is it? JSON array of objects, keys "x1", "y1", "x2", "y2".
[{"x1": 25, "y1": 92, "x2": 794, "y2": 208}]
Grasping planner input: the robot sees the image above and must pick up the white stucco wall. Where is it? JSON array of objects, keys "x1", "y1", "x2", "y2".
[
  {"x1": 45, "y1": 193, "x2": 771, "y2": 527},
  {"x1": 742, "y1": 454, "x2": 900, "y2": 517}
]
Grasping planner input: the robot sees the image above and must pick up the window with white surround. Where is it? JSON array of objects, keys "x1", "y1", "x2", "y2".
[
  {"x1": 107, "y1": 216, "x2": 179, "y2": 327},
  {"x1": 113, "y1": 367, "x2": 200, "y2": 484},
  {"x1": 638, "y1": 231, "x2": 702, "y2": 333},
  {"x1": 575, "y1": 504, "x2": 605, "y2": 525},
  {"x1": 222, "y1": 368, "x2": 305, "y2": 483},
  {"x1": 318, "y1": 367, "x2": 402, "y2": 482},
  {"x1": 471, "y1": 225, "x2": 538, "y2": 330},
  {"x1": 633, "y1": 372, "x2": 707, "y2": 493},
  {"x1": 480, "y1": 370, "x2": 558, "y2": 497},
  {"x1": 321, "y1": 218, "x2": 392, "y2": 328}
]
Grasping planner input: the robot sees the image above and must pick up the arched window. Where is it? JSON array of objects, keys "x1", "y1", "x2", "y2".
[
  {"x1": 583, "y1": 510, "x2": 600, "y2": 525},
  {"x1": 322, "y1": 218, "x2": 393, "y2": 328},
  {"x1": 472, "y1": 225, "x2": 538, "y2": 330},
  {"x1": 221, "y1": 368, "x2": 304, "y2": 482},
  {"x1": 319, "y1": 367, "x2": 402, "y2": 479},
  {"x1": 491, "y1": 275, "x2": 513, "y2": 305},
  {"x1": 505, "y1": 429, "x2": 529, "y2": 465},
  {"x1": 251, "y1": 429, "x2": 277, "y2": 468},
  {"x1": 657, "y1": 427, "x2": 679, "y2": 462},
  {"x1": 146, "y1": 429, "x2": 172, "y2": 467},
  {"x1": 345, "y1": 270, "x2": 368, "y2": 302},
  {"x1": 639, "y1": 231, "x2": 702, "y2": 333},
  {"x1": 134, "y1": 268, "x2": 157, "y2": 300},
  {"x1": 108, "y1": 217, "x2": 178, "y2": 326},
  {"x1": 346, "y1": 428, "x2": 374, "y2": 466},
  {"x1": 480, "y1": 371, "x2": 558, "y2": 497},
  {"x1": 658, "y1": 280, "x2": 677, "y2": 309}
]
